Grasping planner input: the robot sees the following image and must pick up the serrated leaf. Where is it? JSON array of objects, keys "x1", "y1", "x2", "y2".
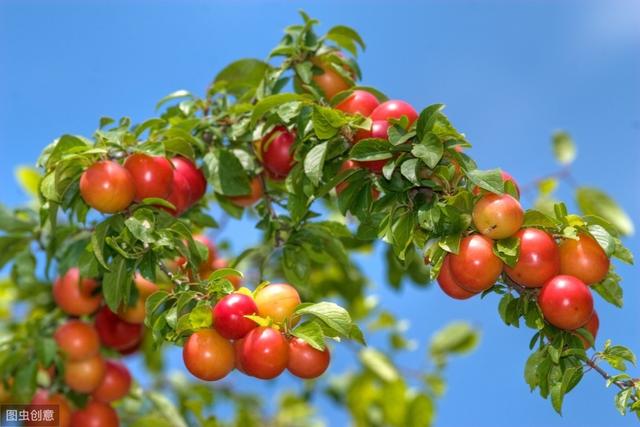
[
  {"x1": 291, "y1": 320, "x2": 326, "y2": 350},
  {"x1": 411, "y1": 133, "x2": 443, "y2": 168},
  {"x1": 494, "y1": 236, "x2": 520, "y2": 267},
  {"x1": 250, "y1": 93, "x2": 309, "y2": 126},
  {"x1": 304, "y1": 142, "x2": 328, "y2": 186},
  {"x1": 295, "y1": 302, "x2": 354, "y2": 338},
  {"x1": 592, "y1": 271, "x2": 623, "y2": 308},
  {"x1": 350, "y1": 138, "x2": 393, "y2": 161},
  {"x1": 466, "y1": 169, "x2": 504, "y2": 194}
]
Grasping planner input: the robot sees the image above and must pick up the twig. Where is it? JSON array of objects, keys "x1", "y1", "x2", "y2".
[
  {"x1": 157, "y1": 261, "x2": 184, "y2": 286},
  {"x1": 585, "y1": 357, "x2": 639, "y2": 403}
]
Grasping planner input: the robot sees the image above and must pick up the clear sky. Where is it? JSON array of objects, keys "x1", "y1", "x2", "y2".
[{"x1": 1, "y1": 1, "x2": 639, "y2": 426}]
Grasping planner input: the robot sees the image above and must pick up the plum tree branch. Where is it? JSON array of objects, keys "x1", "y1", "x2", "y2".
[
  {"x1": 157, "y1": 261, "x2": 184, "y2": 286},
  {"x1": 585, "y1": 357, "x2": 639, "y2": 402}
]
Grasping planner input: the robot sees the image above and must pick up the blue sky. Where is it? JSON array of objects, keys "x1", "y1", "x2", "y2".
[{"x1": 1, "y1": 1, "x2": 639, "y2": 426}]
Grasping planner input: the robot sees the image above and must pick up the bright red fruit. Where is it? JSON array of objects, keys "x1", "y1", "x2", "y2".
[
  {"x1": 64, "y1": 355, "x2": 106, "y2": 393},
  {"x1": 79, "y1": 160, "x2": 135, "y2": 213},
  {"x1": 53, "y1": 268, "x2": 102, "y2": 316},
  {"x1": 579, "y1": 311, "x2": 600, "y2": 349},
  {"x1": 171, "y1": 156, "x2": 207, "y2": 205},
  {"x1": 335, "y1": 90, "x2": 379, "y2": 116},
  {"x1": 538, "y1": 275, "x2": 594, "y2": 330},
  {"x1": 182, "y1": 329, "x2": 234, "y2": 381},
  {"x1": 287, "y1": 338, "x2": 330, "y2": 379},
  {"x1": 505, "y1": 228, "x2": 560, "y2": 288},
  {"x1": 254, "y1": 283, "x2": 301, "y2": 325},
  {"x1": 472, "y1": 193, "x2": 524, "y2": 239},
  {"x1": 238, "y1": 327, "x2": 289, "y2": 379},
  {"x1": 370, "y1": 100, "x2": 418, "y2": 126},
  {"x1": 229, "y1": 176, "x2": 263, "y2": 207},
  {"x1": 261, "y1": 126, "x2": 296, "y2": 179},
  {"x1": 123, "y1": 153, "x2": 174, "y2": 201},
  {"x1": 354, "y1": 119, "x2": 392, "y2": 143},
  {"x1": 54, "y1": 320, "x2": 100, "y2": 361},
  {"x1": 163, "y1": 168, "x2": 192, "y2": 216},
  {"x1": 449, "y1": 235, "x2": 502, "y2": 292},
  {"x1": 437, "y1": 255, "x2": 477, "y2": 300},
  {"x1": 213, "y1": 293, "x2": 258, "y2": 340},
  {"x1": 559, "y1": 233, "x2": 610, "y2": 285},
  {"x1": 94, "y1": 307, "x2": 143, "y2": 351},
  {"x1": 92, "y1": 360, "x2": 132, "y2": 403},
  {"x1": 70, "y1": 401, "x2": 119, "y2": 427},
  {"x1": 310, "y1": 57, "x2": 351, "y2": 100},
  {"x1": 31, "y1": 389, "x2": 71, "y2": 427}
]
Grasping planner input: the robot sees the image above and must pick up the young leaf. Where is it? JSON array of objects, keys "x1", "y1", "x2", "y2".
[{"x1": 466, "y1": 169, "x2": 504, "y2": 194}]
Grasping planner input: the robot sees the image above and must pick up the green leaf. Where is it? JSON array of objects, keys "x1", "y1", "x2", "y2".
[
  {"x1": 15, "y1": 166, "x2": 41, "y2": 198},
  {"x1": 102, "y1": 256, "x2": 133, "y2": 310},
  {"x1": 429, "y1": 321, "x2": 479, "y2": 356},
  {"x1": 552, "y1": 131, "x2": 577, "y2": 165},
  {"x1": 282, "y1": 244, "x2": 310, "y2": 285},
  {"x1": 522, "y1": 209, "x2": 562, "y2": 229},
  {"x1": 0, "y1": 205, "x2": 37, "y2": 233},
  {"x1": 587, "y1": 224, "x2": 615, "y2": 257},
  {"x1": 213, "y1": 59, "x2": 270, "y2": 98},
  {"x1": 411, "y1": 133, "x2": 443, "y2": 168},
  {"x1": 391, "y1": 210, "x2": 415, "y2": 261},
  {"x1": 576, "y1": 187, "x2": 634, "y2": 236},
  {"x1": 251, "y1": 93, "x2": 309, "y2": 126},
  {"x1": 405, "y1": 393, "x2": 434, "y2": 427},
  {"x1": 291, "y1": 320, "x2": 326, "y2": 351},
  {"x1": 359, "y1": 348, "x2": 399, "y2": 382},
  {"x1": 591, "y1": 271, "x2": 623, "y2": 308},
  {"x1": 494, "y1": 236, "x2": 520, "y2": 267},
  {"x1": 524, "y1": 349, "x2": 545, "y2": 391},
  {"x1": 13, "y1": 359, "x2": 37, "y2": 401},
  {"x1": 312, "y1": 105, "x2": 348, "y2": 139},
  {"x1": 0, "y1": 236, "x2": 29, "y2": 269},
  {"x1": 295, "y1": 301, "x2": 354, "y2": 338},
  {"x1": 615, "y1": 388, "x2": 633, "y2": 416},
  {"x1": 155, "y1": 90, "x2": 193, "y2": 111},
  {"x1": 303, "y1": 142, "x2": 328, "y2": 186},
  {"x1": 350, "y1": 138, "x2": 393, "y2": 161},
  {"x1": 438, "y1": 233, "x2": 462, "y2": 254},
  {"x1": 466, "y1": 168, "x2": 504, "y2": 194},
  {"x1": 205, "y1": 149, "x2": 250, "y2": 196},
  {"x1": 326, "y1": 25, "x2": 366, "y2": 56},
  {"x1": 36, "y1": 338, "x2": 57, "y2": 367},
  {"x1": 125, "y1": 209, "x2": 156, "y2": 244},
  {"x1": 612, "y1": 236, "x2": 634, "y2": 265}
]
